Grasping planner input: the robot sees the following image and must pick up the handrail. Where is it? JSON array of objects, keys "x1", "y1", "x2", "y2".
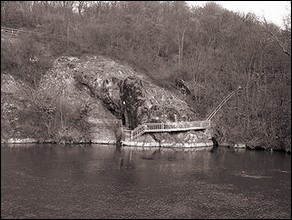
[
  {"x1": 206, "y1": 91, "x2": 235, "y2": 121},
  {"x1": 132, "y1": 124, "x2": 146, "y2": 139},
  {"x1": 205, "y1": 72, "x2": 266, "y2": 121},
  {"x1": 2, "y1": 27, "x2": 40, "y2": 34},
  {"x1": 1, "y1": 27, "x2": 43, "y2": 37},
  {"x1": 128, "y1": 120, "x2": 211, "y2": 140}
]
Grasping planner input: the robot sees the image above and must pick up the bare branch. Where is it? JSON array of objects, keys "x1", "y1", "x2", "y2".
[
  {"x1": 268, "y1": 30, "x2": 290, "y2": 56},
  {"x1": 262, "y1": 17, "x2": 291, "y2": 57}
]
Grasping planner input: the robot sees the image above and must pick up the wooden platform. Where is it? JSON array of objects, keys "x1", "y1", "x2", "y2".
[
  {"x1": 121, "y1": 120, "x2": 213, "y2": 149},
  {"x1": 123, "y1": 121, "x2": 211, "y2": 141}
]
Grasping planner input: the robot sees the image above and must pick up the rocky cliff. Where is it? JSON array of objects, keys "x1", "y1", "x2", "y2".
[{"x1": 1, "y1": 55, "x2": 206, "y2": 144}]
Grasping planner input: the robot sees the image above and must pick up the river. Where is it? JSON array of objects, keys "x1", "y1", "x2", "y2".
[{"x1": 1, "y1": 144, "x2": 291, "y2": 219}]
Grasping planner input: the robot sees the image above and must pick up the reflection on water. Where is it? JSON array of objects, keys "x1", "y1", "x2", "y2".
[{"x1": 1, "y1": 144, "x2": 291, "y2": 219}]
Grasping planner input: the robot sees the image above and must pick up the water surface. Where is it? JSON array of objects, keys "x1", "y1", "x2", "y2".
[{"x1": 1, "y1": 144, "x2": 291, "y2": 219}]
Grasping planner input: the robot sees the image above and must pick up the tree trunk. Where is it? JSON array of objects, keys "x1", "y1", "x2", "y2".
[{"x1": 178, "y1": 29, "x2": 186, "y2": 68}]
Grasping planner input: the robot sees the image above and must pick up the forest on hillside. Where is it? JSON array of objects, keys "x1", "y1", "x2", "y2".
[{"x1": 1, "y1": 1, "x2": 291, "y2": 149}]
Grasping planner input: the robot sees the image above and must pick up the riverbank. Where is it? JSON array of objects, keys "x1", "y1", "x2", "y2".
[
  {"x1": 219, "y1": 142, "x2": 291, "y2": 154},
  {"x1": 2, "y1": 137, "x2": 291, "y2": 154},
  {"x1": 1, "y1": 138, "x2": 117, "y2": 145}
]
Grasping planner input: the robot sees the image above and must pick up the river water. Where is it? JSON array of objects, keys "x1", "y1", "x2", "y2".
[{"x1": 1, "y1": 144, "x2": 291, "y2": 219}]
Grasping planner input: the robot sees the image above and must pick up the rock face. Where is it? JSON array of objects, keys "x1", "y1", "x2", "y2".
[
  {"x1": 1, "y1": 55, "x2": 200, "y2": 143},
  {"x1": 133, "y1": 129, "x2": 213, "y2": 147},
  {"x1": 72, "y1": 55, "x2": 196, "y2": 129}
]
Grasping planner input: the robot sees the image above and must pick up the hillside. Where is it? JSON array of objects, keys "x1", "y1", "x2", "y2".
[{"x1": 1, "y1": 1, "x2": 291, "y2": 152}]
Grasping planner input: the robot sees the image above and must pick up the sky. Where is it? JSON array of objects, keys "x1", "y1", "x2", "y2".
[{"x1": 187, "y1": 1, "x2": 290, "y2": 28}]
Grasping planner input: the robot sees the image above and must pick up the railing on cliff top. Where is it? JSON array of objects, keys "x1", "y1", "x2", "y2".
[
  {"x1": 124, "y1": 121, "x2": 211, "y2": 141},
  {"x1": 1, "y1": 27, "x2": 41, "y2": 36}
]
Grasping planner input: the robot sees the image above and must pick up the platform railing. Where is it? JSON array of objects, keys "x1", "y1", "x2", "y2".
[{"x1": 126, "y1": 120, "x2": 211, "y2": 141}]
